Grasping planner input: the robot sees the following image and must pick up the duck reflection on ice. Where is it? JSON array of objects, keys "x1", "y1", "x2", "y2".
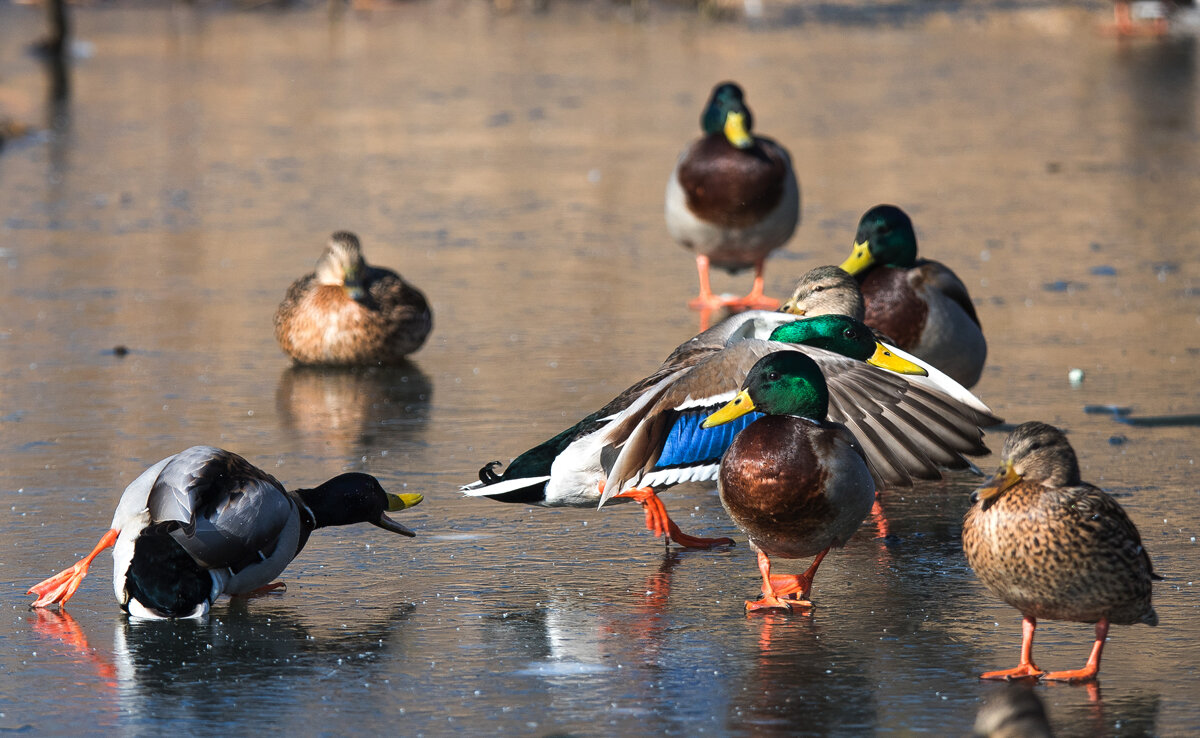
[
  {"x1": 31, "y1": 602, "x2": 415, "y2": 725},
  {"x1": 276, "y1": 363, "x2": 433, "y2": 459}
]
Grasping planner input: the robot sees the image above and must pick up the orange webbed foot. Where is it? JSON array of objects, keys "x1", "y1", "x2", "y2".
[
  {"x1": 29, "y1": 529, "x2": 118, "y2": 608},
  {"x1": 1041, "y1": 666, "x2": 1099, "y2": 683},
  {"x1": 610, "y1": 485, "x2": 734, "y2": 549},
  {"x1": 745, "y1": 593, "x2": 813, "y2": 613},
  {"x1": 724, "y1": 294, "x2": 779, "y2": 311},
  {"x1": 979, "y1": 663, "x2": 1044, "y2": 681}
]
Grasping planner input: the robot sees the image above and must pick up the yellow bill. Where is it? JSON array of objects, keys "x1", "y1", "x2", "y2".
[
  {"x1": 702, "y1": 389, "x2": 756, "y2": 428},
  {"x1": 867, "y1": 343, "x2": 927, "y2": 376},
  {"x1": 975, "y1": 460, "x2": 1021, "y2": 503},
  {"x1": 723, "y1": 111, "x2": 753, "y2": 149},
  {"x1": 386, "y1": 492, "x2": 424, "y2": 511},
  {"x1": 838, "y1": 240, "x2": 874, "y2": 276}
]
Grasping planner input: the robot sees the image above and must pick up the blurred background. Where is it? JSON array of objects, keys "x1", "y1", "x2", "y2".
[{"x1": 1, "y1": 0, "x2": 1197, "y2": 734}]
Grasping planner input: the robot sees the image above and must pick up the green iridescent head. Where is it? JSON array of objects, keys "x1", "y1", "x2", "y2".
[
  {"x1": 840, "y1": 205, "x2": 919, "y2": 275},
  {"x1": 768, "y1": 315, "x2": 926, "y2": 376},
  {"x1": 703, "y1": 352, "x2": 829, "y2": 428},
  {"x1": 700, "y1": 82, "x2": 754, "y2": 149}
]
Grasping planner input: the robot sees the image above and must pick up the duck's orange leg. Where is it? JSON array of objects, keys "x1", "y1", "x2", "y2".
[
  {"x1": 688, "y1": 255, "x2": 726, "y2": 311},
  {"x1": 232, "y1": 581, "x2": 288, "y2": 599},
  {"x1": 746, "y1": 549, "x2": 825, "y2": 613},
  {"x1": 981, "y1": 616, "x2": 1045, "y2": 680},
  {"x1": 726, "y1": 259, "x2": 779, "y2": 310},
  {"x1": 605, "y1": 483, "x2": 734, "y2": 549},
  {"x1": 29, "y1": 529, "x2": 119, "y2": 608},
  {"x1": 1043, "y1": 619, "x2": 1108, "y2": 683}
]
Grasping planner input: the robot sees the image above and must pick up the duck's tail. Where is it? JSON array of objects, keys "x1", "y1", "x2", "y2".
[{"x1": 460, "y1": 461, "x2": 550, "y2": 504}]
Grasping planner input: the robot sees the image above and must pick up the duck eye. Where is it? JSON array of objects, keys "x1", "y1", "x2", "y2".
[
  {"x1": 767, "y1": 372, "x2": 780, "y2": 381},
  {"x1": 812, "y1": 285, "x2": 824, "y2": 292},
  {"x1": 843, "y1": 328, "x2": 857, "y2": 339}
]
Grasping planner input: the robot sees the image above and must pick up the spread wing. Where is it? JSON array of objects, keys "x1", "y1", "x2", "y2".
[{"x1": 598, "y1": 340, "x2": 999, "y2": 504}]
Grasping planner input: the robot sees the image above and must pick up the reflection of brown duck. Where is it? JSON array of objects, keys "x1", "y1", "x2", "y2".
[
  {"x1": 963, "y1": 422, "x2": 1159, "y2": 682},
  {"x1": 276, "y1": 363, "x2": 433, "y2": 457},
  {"x1": 973, "y1": 685, "x2": 1054, "y2": 738},
  {"x1": 274, "y1": 231, "x2": 431, "y2": 366}
]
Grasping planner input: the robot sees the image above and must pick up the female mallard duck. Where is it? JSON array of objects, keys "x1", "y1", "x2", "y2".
[
  {"x1": 467, "y1": 313, "x2": 997, "y2": 549},
  {"x1": 29, "y1": 446, "x2": 423, "y2": 618},
  {"x1": 779, "y1": 265, "x2": 865, "y2": 320},
  {"x1": 838, "y1": 205, "x2": 987, "y2": 388},
  {"x1": 962, "y1": 422, "x2": 1159, "y2": 682},
  {"x1": 274, "y1": 231, "x2": 432, "y2": 366},
  {"x1": 701, "y1": 352, "x2": 875, "y2": 611},
  {"x1": 666, "y1": 82, "x2": 800, "y2": 311}
]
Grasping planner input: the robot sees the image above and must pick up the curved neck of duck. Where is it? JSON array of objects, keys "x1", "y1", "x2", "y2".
[
  {"x1": 755, "y1": 376, "x2": 829, "y2": 420},
  {"x1": 295, "y1": 473, "x2": 384, "y2": 530},
  {"x1": 767, "y1": 315, "x2": 875, "y2": 361}
]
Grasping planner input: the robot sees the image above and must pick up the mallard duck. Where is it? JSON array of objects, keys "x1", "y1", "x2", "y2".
[
  {"x1": 962, "y1": 422, "x2": 1159, "y2": 682},
  {"x1": 598, "y1": 312, "x2": 1000, "y2": 505},
  {"x1": 274, "y1": 231, "x2": 432, "y2": 366},
  {"x1": 28, "y1": 446, "x2": 423, "y2": 618},
  {"x1": 466, "y1": 313, "x2": 996, "y2": 549},
  {"x1": 778, "y1": 265, "x2": 865, "y2": 319},
  {"x1": 701, "y1": 351, "x2": 875, "y2": 611},
  {"x1": 838, "y1": 205, "x2": 987, "y2": 388},
  {"x1": 666, "y1": 82, "x2": 800, "y2": 311}
]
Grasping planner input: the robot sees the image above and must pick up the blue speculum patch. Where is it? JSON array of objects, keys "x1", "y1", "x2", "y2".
[{"x1": 655, "y1": 411, "x2": 762, "y2": 468}]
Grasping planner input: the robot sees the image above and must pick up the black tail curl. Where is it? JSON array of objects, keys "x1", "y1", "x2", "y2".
[{"x1": 479, "y1": 461, "x2": 503, "y2": 484}]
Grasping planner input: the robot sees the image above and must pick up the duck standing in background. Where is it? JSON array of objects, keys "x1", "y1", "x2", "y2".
[
  {"x1": 838, "y1": 205, "x2": 987, "y2": 388},
  {"x1": 962, "y1": 422, "x2": 1159, "y2": 682},
  {"x1": 666, "y1": 82, "x2": 800, "y2": 312},
  {"x1": 29, "y1": 446, "x2": 423, "y2": 618},
  {"x1": 702, "y1": 352, "x2": 875, "y2": 612},
  {"x1": 275, "y1": 231, "x2": 432, "y2": 366}
]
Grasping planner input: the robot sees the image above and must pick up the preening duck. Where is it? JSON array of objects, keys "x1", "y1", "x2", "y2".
[
  {"x1": 29, "y1": 446, "x2": 423, "y2": 619},
  {"x1": 838, "y1": 205, "x2": 987, "y2": 388},
  {"x1": 274, "y1": 231, "x2": 432, "y2": 366},
  {"x1": 702, "y1": 352, "x2": 876, "y2": 612},
  {"x1": 666, "y1": 82, "x2": 800, "y2": 311},
  {"x1": 962, "y1": 422, "x2": 1159, "y2": 682}
]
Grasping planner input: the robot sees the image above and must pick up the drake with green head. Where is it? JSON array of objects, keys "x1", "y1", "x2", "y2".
[
  {"x1": 467, "y1": 313, "x2": 992, "y2": 549},
  {"x1": 838, "y1": 205, "x2": 987, "y2": 388},
  {"x1": 598, "y1": 312, "x2": 1000, "y2": 514},
  {"x1": 702, "y1": 352, "x2": 875, "y2": 612},
  {"x1": 666, "y1": 82, "x2": 800, "y2": 311},
  {"x1": 274, "y1": 231, "x2": 432, "y2": 366},
  {"x1": 962, "y1": 422, "x2": 1159, "y2": 682}
]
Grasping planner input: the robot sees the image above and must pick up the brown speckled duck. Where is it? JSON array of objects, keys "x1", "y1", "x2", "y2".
[
  {"x1": 962, "y1": 421, "x2": 1159, "y2": 682},
  {"x1": 838, "y1": 205, "x2": 987, "y2": 388},
  {"x1": 666, "y1": 82, "x2": 800, "y2": 311},
  {"x1": 779, "y1": 265, "x2": 866, "y2": 319},
  {"x1": 702, "y1": 351, "x2": 875, "y2": 612},
  {"x1": 274, "y1": 231, "x2": 431, "y2": 366}
]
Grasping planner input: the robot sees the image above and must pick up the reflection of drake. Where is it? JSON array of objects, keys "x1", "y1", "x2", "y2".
[
  {"x1": 276, "y1": 363, "x2": 433, "y2": 456},
  {"x1": 29, "y1": 446, "x2": 422, "y2": 618}
]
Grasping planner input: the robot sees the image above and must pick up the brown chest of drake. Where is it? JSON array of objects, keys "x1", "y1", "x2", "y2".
[
  {"x1": 678, "y1": 135, "x2": 790, "y2": 229},
  {"x1": 962, "y1": 481, "x2": 1157, "y2": 626},
  {"x1": 718, "y1": 415, "x2": 873, "y2": 559},
  {"x1": 857, "y1": 265, "x2": 929, "y2": 349}
]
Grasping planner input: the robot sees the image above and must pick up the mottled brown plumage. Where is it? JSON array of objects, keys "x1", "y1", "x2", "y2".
[
  {"x1": 779, "y1": 265, "x2": 866, "y2": 320},
  {"x1": 274, "y1": 231, "x2": 431, "y2": 366},
  {"x1": 962, "y1": 421, "x2": 1158, "y2": 682}
]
